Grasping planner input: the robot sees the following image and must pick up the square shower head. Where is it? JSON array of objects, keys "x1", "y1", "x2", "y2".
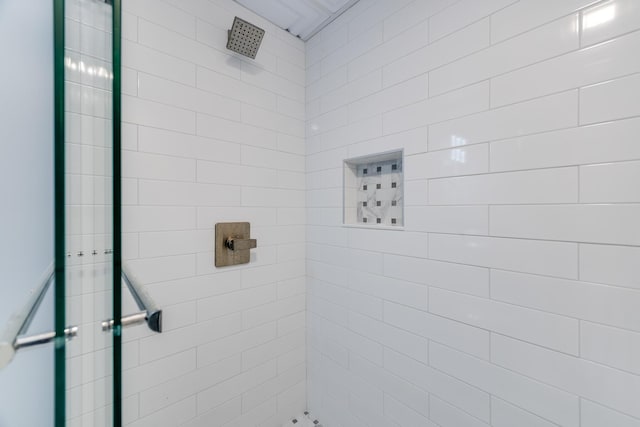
[{"x1": 226, "y1": 16, "x2": 265, "y2": 59}]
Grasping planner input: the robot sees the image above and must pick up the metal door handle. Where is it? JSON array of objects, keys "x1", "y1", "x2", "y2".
[
  {"x1": 102, "y1": 311, "x2": 148, "y2": 331},
  {"x1": 0, "y1": 264, "x2": 79, "y2": 369},
  {"x1": 1, "y1": 326, "x2": 78, "y2": 369},
  {"x1": 100, "y1": 266, "x2": 163, "y2": 334},
  {"x1": 14, "y1": 326, "x2": 78, "y2": 350}
]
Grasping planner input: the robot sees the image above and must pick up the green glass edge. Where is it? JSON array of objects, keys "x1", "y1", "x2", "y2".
[
  {"x1": 53, "y1": 0, "x2": 66, "y2": 426},
  {"x1": 112, "y1": 0, "x2": 123, "y2": 426}
]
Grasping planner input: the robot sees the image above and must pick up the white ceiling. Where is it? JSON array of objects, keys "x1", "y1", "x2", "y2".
[{"x1": 235, "y1": 0, "x2": 360, "y2": 41}]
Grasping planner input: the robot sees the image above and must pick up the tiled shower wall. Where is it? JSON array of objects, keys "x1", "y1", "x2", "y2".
[
  {"x1": 120, "y1": 0, "x2": 306, "y2": 425},
  {"x1": 306, "y1": 0, "x2": 640, "y2": 426}
]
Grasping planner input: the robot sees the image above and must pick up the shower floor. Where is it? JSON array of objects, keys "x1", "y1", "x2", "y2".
[{"x1": 283, "y1": 412, "x2": 322, "y2": 427}]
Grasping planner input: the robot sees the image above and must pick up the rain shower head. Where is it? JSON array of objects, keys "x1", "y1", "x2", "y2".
[{"x1": 226, "y1": 16, "x2": 265, "y2": 59}]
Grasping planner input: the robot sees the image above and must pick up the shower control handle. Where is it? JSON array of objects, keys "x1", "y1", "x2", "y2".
[
  {"x1": 225, "y1": 237, "x2": 257, "y2": 251},
  {"x1": 215, "y1": 222, "x2": 257, "y2": 267}
]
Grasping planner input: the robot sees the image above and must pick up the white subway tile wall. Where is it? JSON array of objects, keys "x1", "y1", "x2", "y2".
[
  {"x1": 65, "y1": 0, "x2": 640, "y2": 425},
  {"x1": 306, "y1": 2, "x2": 640, "y2": 427},
  {"x1": 120, "y1": 0, "x2": 306, "y2": 426}
]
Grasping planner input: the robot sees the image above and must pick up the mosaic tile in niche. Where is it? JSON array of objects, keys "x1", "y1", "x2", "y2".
[{"x1": 348, "y1": 154, "x2": 403, "y2": 226}]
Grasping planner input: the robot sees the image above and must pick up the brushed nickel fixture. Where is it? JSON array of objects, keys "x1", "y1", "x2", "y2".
[
  {"x1": 215, "y1": 222, "x2": 258, "y2": 267},
  {"x1": 226, "y1": 16, "x2": 265, "y2": 59}
]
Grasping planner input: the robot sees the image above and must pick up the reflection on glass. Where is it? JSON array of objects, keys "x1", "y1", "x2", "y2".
[
  {"x1": 582, "y1": 3, "x2": 616, "y2": 30},
  {"x1": 450, "y1": 135, "x2": 467, "y2": 147},
  {"x1": 66, "y1": 56, "x2": 114, "y2": 80},
  {"x1": 450, "y1": 148, "x2": 466, "y2": 164}
]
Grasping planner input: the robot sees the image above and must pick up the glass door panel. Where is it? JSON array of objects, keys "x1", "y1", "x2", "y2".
[
  {"x1": 64, "y1": 0, "x2": 116, "y2": 425},
  {"x1": 0, "y1": 1, "x2": 121, "y2": 426},
  {"x1": 0, "y1": 1, "x2": 55, "y2": 425}
]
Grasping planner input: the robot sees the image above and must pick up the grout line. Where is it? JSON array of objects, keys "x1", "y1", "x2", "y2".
[
  {"x1": 578, "y1": 396, "x2": 582, "y2": 426},
  {"x1": 577, "y1": 83, "x2": 582, "y2": 131},
  {"x1": 577, "y1": 242, "x2": 582, "y2": 282},
  {"x1": 578, "y1": 320, "x2": 582, "y2": 359}
]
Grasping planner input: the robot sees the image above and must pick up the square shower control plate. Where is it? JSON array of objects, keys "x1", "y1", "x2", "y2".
[{"x1": 215, "y1": 222, "x2": 256, "y2": 267}]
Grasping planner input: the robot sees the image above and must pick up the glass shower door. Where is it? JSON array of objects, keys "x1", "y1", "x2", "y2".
[
  {"x1": 63, "y1": 0, "x2": 120, "y2": 425},
  {"x1": 1, "y1": 1, "x2": 135, "y2": 425},
  {"x1": 0, "y1": 1, "x2": 56, "y2": 426}
]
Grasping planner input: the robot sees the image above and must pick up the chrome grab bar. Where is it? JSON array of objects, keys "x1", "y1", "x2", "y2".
[
  {"x1": 101, "y1": 263, "x2": 162, "y2": 333},
  {"x1": 0, "y1": 262, "x2": 163, "y2": 369},
  {"x1": 101, "y1": 311, "x2": 147, "y2": 331},
  {"x1": 14, "y1": 326, "x2": 78, "y2": 350},
  {"x1": 0, "y1": 264, "x2": 78, "y2": 369}
]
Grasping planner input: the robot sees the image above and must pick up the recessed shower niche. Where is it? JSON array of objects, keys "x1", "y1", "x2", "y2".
[{"x1": 344, "y1": 151, "x2": 403, "y2": 227}]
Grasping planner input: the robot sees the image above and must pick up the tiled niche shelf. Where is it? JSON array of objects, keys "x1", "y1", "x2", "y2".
[{"x1": 344, "y1": 150, "x2": 404, "y2": 228}]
